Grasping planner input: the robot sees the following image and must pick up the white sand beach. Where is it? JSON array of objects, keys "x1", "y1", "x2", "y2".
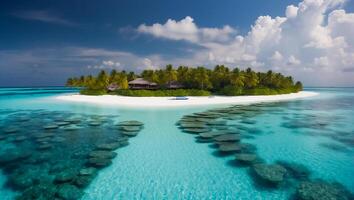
[{"x1": 56, "y1": 91, "x2": 318, "y2": 108}]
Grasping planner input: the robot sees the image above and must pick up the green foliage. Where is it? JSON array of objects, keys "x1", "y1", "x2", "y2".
[
  {"x1": 219, "y1": 86, "x2": 300, "y2": 96},
  {"x1": 80, "y1": 89, "x2": 107, "y2": 95},
  {"x1": 120, "y1": 77, "x2": 129, "y2": 89},
  {"x1": 66, "y1": 64, "x2": 303, "y2": 96},
  {"x1": 113, "y1": 89, "x2": 210, "y2": 97},
  {"x1": 141, "y1": 70, "x2": 159, "y2": 83},
  {"x1": 127, "y1": 72, "x2": 136, "y2": 81},
  {"x1": 219, "y1": 86, "x2": 244, "y2": 96},
  {"x1": 109, "y1": 70, "x2": 129, "y2": 89},
  {"x1": 155, "y1": 69, "x2": 168, "y2": 87},
  {"x1": 194, "y1": 67, "x2": 212, "y2": 90},
  {"x1": 211, "y1": 65, "x2": 230, "y2": 90},
  {"x1": 230, "y1": 68, "x2": 245, "y2": 88},
  {"x1": 242, "y1": 88, "x2": 281, "y2": 95},
  {"x1": 244, "y1": 68, "x2": 259, "y2": 89},
  {"x1": 96, "y1": 70, "x2": 109, "y2": 88},
  {"x1": 295, "y1": 81, "x2": 303, "y2": 92},
  {"x1": 165, "y1": 64, "x2": 177, "y2": 85}
]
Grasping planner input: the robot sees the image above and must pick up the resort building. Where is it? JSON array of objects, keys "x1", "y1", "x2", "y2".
[
  {"x1": 166, "y1": 81, "x2": 184, "y2": 89},
  {"x1": 107, "y1": 83, "x2": 119, "y2": 91},
  {"x1": 128, "y1": 78, "x2": 158, "y2": 90}
]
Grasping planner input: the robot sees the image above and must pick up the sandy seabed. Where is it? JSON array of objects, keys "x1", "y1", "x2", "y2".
[{"x1": 55, "y1": 91, "x2": 318, "y2": 108}]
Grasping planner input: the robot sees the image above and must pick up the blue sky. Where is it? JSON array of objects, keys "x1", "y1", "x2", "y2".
[{"x1": 0, "y1": 0, "x2": 353, "y2": 86}]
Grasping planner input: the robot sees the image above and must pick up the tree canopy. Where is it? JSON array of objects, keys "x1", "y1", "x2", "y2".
[{"x1": 66, "y1": 65, "x2": 303, "y2": 96}]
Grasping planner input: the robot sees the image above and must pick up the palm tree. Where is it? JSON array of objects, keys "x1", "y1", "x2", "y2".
[
  {"x1": 66, "y1": 78, "x2": 73, "y2": 86},
  {"x1": 127, "y1": 72, "x2": 136, "y2": 81},
  {"x1": 156, "y1": 69, "x2": 168, "y2": 87},
  {"x1": 177, "y1": 66, "x2": 191, "y2": 88},
  {"x1": 244, "y1": 68, "x2": 259, "y2": 89},
  {"x1": 85, "y1": 75, "x2": 94, "y2": 86},
  {"x1": 109, "y1": 70, "x2": 117, "y2": 83},
  {"x1": 120, "y1": 76, "x2": 129, "y2": 89},
  {"x1": 211, "y1": 65, "x2": 230, "y2": 90},
  {"x1": 165, "y1": 64, "x2": 177, "y2": 87},
  {"x1": 230, "y1": 68, "x2": 245, "y2": 88},
  {"x1": 79, "y1": 76, "x2": 85, "y2": 86},
  {"x1": 141, "y1": 70, "x2": 153, "y2": 81},
  {"x1": 68, "y1": 65, "x2": 303, "y2": 94},
  {"x1": 195, "y1": 67, "x2": 210, "y2": 90},
  {"x1": 264, "y1": 70, "x2": 274, "y2": 87},
  {"x1": 272, "y1": 73, "x2": 282, "y2": 88},
  {"x1": 96, "y1": 70, "x2": 109, "y2": 88},
  {"x1": 295, "y1": 81, "x2": 303, "y2": 91}
]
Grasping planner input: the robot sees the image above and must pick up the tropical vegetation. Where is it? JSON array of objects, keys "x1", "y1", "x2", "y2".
[
  {"x1": 111, "y1": 89, "x2": 210, "y2": 97},
  {"x1": 66, "y1": 65, "x2": 303, "y2": 96}
]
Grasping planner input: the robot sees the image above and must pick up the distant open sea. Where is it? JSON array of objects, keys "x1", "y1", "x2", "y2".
[{"x1": 0, "y1": 87, "x2": 353, "y2": 199}]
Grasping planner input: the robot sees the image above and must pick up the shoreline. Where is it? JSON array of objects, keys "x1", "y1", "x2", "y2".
[{"x1": 55, "y1": 91, "x2": 318, "y2": 108}]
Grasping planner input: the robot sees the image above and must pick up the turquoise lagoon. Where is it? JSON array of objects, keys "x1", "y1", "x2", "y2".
[{"x1": 0, "y1": 87, "x2": 353, "y2": 199}]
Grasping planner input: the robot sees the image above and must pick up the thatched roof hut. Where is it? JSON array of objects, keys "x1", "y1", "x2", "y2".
[
  {"x1": 166, "y1": 81, "x2": 184, "y2": 89},
  {"x1": 128, "y1": 78, "x2": 158, "y2": 89},
  {"x1": 107, "y1": 83, "x2": 119, "y2": 91}
]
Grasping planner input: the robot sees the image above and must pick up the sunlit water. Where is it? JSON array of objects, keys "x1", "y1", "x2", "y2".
[{"x1": 0, "y1": 87, "x2": 353, "y2": 199}]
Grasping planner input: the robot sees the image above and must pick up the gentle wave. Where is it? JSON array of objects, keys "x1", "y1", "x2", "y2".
[
  {"x1": 0, "y1": 87, "x2": 80, "y2": 91},
  {"x1": 0, "y1": 90, "x2": 79, "y2": 96}
]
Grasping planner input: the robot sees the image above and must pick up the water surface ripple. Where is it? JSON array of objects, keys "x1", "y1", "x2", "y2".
[{"x1": 0, "y1": 87, "x2": 353, "y2": 199}]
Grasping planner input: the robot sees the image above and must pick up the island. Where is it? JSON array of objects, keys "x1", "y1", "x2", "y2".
[{"x1": 66, "y1": 65, "x2": 303, "y2": 97}]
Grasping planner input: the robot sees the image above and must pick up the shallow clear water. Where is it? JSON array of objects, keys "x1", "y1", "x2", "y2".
[{"x1": 0, "y1": 87, "x2": 353, "y2": 199}]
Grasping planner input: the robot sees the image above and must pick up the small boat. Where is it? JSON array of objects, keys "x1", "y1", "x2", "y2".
[{"x1": 174, "y1": 96, "x2": 189, "y2": 100}]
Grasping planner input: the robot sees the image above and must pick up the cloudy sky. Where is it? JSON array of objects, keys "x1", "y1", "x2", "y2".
[{"x1": 0, "y1": 0, "x2": 353, "y2": 86}]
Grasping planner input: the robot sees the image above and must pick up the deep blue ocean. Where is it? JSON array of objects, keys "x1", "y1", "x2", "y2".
[{"x1": 0, "y1": 87, "x2": 353, "y2": 199}]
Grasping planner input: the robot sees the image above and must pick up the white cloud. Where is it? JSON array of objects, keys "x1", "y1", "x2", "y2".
[
  {"x1": 288, "y1": 55, "x2": 301, "y2": 65},
  {"x1": 136, "y1": 0, "x2": 354, "y2": 86},
  {"x1": 74, "y1": 48, "x2": 168, "y2": 72},
  {"x1": 138, "y1": 16, "x2": 198, "y2": 42},
  {"x1": 138, "y1": 16, "x2": 236, "y2": 43},
  {"x1": 13, "y1": 10, "x2": 76, "y2": 26},
  {"x1": 4, "y1": 0, "x2": 354, "y2": 86},
  {"x1": 0, "y1": 47, "x2": 168, "y2": 73},
  {"x1": 88, "y1": 60, "x2": 121, "y2": 70},
  {"x1": 201, "y1": 25, "x2": 235, "y2": 42},
  {"x1": 328, "y1": 9, "x2": 354, "y2": 46},
  {"x1": 270, "y1": 51, "x2": 283, "y2": 61},
  {"x1": 77, "y1": 48, "x2": 131, "y2": 57},
  {"x1": 103, "y1": 60, "x2": 121, "y2": 67},
  {"x1": 142, "y1": 58, "x2": 159, "y2": 70},
  {"x1": 286, "y1": 5, "x2": 299, "y2": 18},
  {"x1": 314, "y1": 56, "x2": 329, "y2": 66}
]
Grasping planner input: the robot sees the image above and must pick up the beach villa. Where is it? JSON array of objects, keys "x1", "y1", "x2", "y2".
[
  {"x1": 128, "y1": 78, "x2": 158, "y2": 90},
  {"x1": 128, "y1": 78, "x2": 184, "y2": 90},
  {"x1": 166, "y1": 81, "x2": 184, "y2": 89},
  {"x1": 107, "y1": 83, "x2": 119, "y2": 91}
]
